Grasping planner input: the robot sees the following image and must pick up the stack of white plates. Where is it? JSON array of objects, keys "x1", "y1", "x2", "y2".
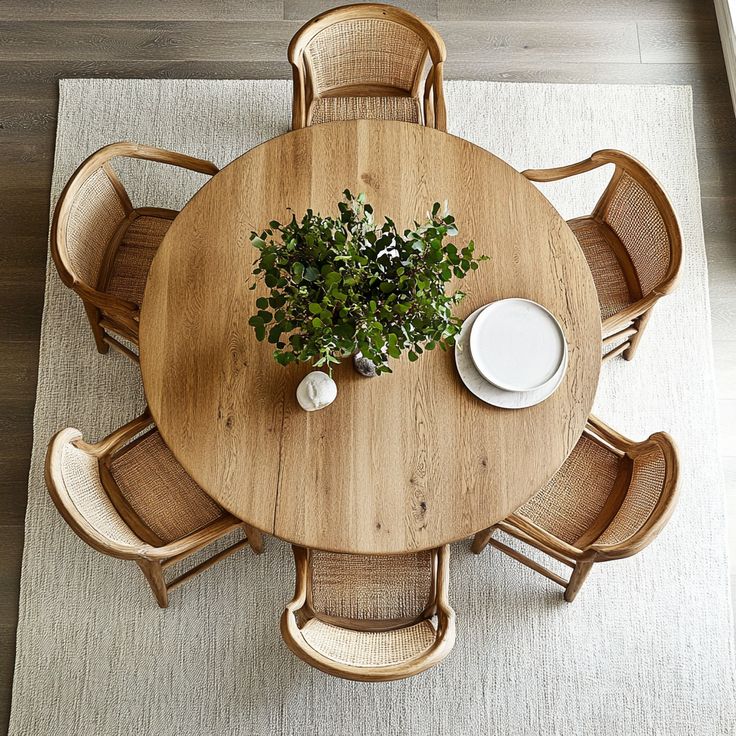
[{"x1": 454, "y1": 298, "x2": 568, "y2": 409}]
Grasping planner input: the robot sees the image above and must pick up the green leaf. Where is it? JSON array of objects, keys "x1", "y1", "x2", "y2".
[{"x1": 248, "y1": 190, "x2": 488, "y2": 373}]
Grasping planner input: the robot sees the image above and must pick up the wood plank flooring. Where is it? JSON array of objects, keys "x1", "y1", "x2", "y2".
[{"x1": 1, "y1": 1, "x2": 735, "y2": 731}]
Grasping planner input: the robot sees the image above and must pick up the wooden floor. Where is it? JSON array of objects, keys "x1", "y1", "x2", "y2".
[{"x1": 1, "y1": 0, "x2": 735, "y2": 730}]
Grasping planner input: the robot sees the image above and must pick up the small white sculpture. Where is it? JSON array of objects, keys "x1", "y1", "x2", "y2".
[{"x1": 296, "y1": 371, "x2": 337, "y2": 412}]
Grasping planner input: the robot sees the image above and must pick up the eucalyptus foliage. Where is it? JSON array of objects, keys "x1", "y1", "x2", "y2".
[{"x1": 248, "y1": 190, "x2": 487, "y2": 374}]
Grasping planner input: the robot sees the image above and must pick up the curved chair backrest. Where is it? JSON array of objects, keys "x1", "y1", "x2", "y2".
[
  {"x1": 51, "y1": 143, "x2": 134, "y2": 296},
  {"x1": 590, "y1": 150, "x2": 682, "y2": 300},
  {"x1": 590, "y1": 428, "x2": 679, "y2": 560},
  {"x1": 51, "y1": 142, "x2": 219, "y2": 313},
  {"x1": 288, "y1": 3, "x2": 446, "y2": 129},
  {"x1": 281, "y1": 545, "x2": 455, "y2": 681},
  {"x1": 45, "y1": 427, "x2": 148, "y2": 560}
]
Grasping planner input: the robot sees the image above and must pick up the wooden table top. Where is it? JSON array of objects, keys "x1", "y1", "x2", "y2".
[{"x1": 140, "y1": 120, "x2": 601, "y2": 555}]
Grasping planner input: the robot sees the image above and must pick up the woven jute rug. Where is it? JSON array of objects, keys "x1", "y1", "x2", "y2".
[{"x1": 8, "y1": 80, "x2": 736, "y2": 735}]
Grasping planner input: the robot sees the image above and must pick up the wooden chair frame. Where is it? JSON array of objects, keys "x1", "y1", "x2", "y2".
[
  {"x1": 50, "y1": 141, "x2": 219, "y2": 363},
  {"x1": 523, "y1": 149, "x2": 682, "y2": 362},
  {"x1": 472, "y1": 415, "x2": 679, "y2": 602},
  {"x1": 45, "y1": 409, "x2": 263, "y2": 608},
  {"x1": 288, "y1": 3, "x2": 447, "y2": 131},
  {"x1": 281, "y1": 545, "x2": 455, "y2": 681}
]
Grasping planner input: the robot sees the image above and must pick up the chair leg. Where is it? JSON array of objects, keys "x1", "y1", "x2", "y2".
[
  {"x1": 471, "y1": 527, "x2": 495, "y2": 554},
  {"x1": 243, "y1": 523, "x2": 264, "y2": 554},
  {"x1": 83, "y1": 301, "x2": 109, "y2": 355},
  {"x1": 623, "y1": 309, "x2": 652, "y2": 362},
  {"x1": 136, "y1": 559, "x2": 169, "y2": 608},
  {"x1": 564, "y1": 559, "x2": 594, "y2": 603}
]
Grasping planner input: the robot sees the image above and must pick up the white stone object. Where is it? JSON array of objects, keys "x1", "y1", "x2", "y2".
[{"x1": 296, "y1": 370, "x2": 338, "y2": 411}]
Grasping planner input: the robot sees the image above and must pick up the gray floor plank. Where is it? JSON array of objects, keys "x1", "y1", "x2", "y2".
[
  {"x1": 438, "y1": 0, "x2": 716, "y2": 22},
  {"x1": 0, "y1": 20, "x2": 640, "y2": 64},
  {"x1": 436, "y1": 21, "x2": 640, "y2": 64},
  {"x1": 0, "y1": 0, "x2": 284, "y2": 21},
  {"x1": 0, "y1": 21, "x2": 301, "y2": 62},
  {"x1": 638, "y1": 19, "x2": 724, "y2": 64},
  {"x1": 285, "y1": 0, "x2": 438, "y2": 20}
]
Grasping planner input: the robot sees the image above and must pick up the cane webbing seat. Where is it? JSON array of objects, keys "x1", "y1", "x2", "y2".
[
  {"x1": 569, "y1": 219, "x2": 637, "y2": 322},
  {"x1": 109, "y1": 430, "x2": 224, "y2": 544},
  {"x1": 51, "y1": 142, "x2": 218, "y2": 362},
  {"x1": 289, "y1": 4, "x2": 447, "y2": 131},
  {"x1": 309, "y1": 95, "x2": 422, "y2": 125},
  {"x1": 522, "y1": 149, "x2": 681, "y2": 363},
  {"x1": 281, "y1": 545, "x2": 455, "y2": 681},
  {"x1": 309, "y1": 550, "x2": 433, "y2": 620},
  {"x1": 45, "y1": 412, "x2": 260, "y2": 608},
  {"x1": 472, "y1": 416, "x2": 679, "y2": 602},
  {"x1": 517, "y1": 435, "x2": 620, "y2": 546},
  {"x1": 104, "y1": 215, "x2": 173, "y2": 306}
]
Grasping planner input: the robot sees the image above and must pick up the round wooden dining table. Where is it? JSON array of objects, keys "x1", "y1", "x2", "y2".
[{"x1": 139, "y1": 120, "x2": 601, "y2": 555}]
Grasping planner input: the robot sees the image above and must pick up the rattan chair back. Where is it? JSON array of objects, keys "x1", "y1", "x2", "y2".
[
  {"x1": 288, "y1": 3, "x2": 447, "y2": 130},
  {"x1": 281, "y1": 545, "x2": 456, "y2": 681}
]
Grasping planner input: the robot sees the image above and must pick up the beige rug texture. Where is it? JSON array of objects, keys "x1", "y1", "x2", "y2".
[{"x1": 8, "y1": 79, "x2": 736, "y2": 735}]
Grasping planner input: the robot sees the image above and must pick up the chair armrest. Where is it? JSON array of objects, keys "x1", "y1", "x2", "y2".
[
  {"x1": 601, "y1": 293, "x2": 662, "y2": 334},
  {"x1": 499, "y1": 515, "x2": 584, "y2": 559},
  {"x1": 286, "y1": 545, "x2": 309, "y2": 612},
  {"x1": 142, "y1": 515, "x2": 242, "y2": 560},
  {"x1": 585, "y1": 414, "x2": 638, "y2": 453},
  {"x1": 116, "y1": 142, "x2": 219, "y2": 176},
  {"x1": 522, "y1": 155, "x2": 607, "y2": 183},
  {"x1": 75, "y1": 409, "x2": 153, "y2": 459},
  {"x1": 74, "y1": 281, "x2": 140, "y2": 323},
  {"x1": 588, "y1": 431, "x2": 679, "y2": 560}
]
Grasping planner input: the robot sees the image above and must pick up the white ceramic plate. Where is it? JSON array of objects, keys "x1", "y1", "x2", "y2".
[
  {"x1": 455, "y1": 306, "x2": 568, "y2": 409},
  {"x1": 469, "y1": 298, "x2": 566, "y2": 392}
]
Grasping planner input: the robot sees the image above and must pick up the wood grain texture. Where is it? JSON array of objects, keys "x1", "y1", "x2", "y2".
[
  {"x1": 0, "y1": 20, "x2": 641, "y2": 64},
  {"x1": 139, "y1": 119, "x2": 601, "y2": 554},
  {"x1": 0, "y1": 21, "x2": 299, "y2": 61},
  {"x1": 638, "y1": 19, "x2": 724, "y2": 64},
  {"x1": 435, "y1": 21, "x2": 640, "y2": 64},
  {"x1": 439, "y1": 0, "x2": 717, "y2": 22},
  {"x1": 0, "y1": 0, "x2": 283, "y2": 21},
  {"x1": 286, "y1": 0, "x2": 438, "y2": 21}
]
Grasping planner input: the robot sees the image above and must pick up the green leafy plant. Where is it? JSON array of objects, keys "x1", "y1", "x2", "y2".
[{"x1": 248, "y1": 190, "x2": 487, "y2": 375}]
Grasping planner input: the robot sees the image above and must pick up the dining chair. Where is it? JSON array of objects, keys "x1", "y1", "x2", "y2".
[
  {"x1": 522, "y1": 149, "x2": 682, "y2": 362},
  {"x1": 50, "y1": 141, "x2": 219, "y2": 363},
  {"x1": 288, "y1": 3, "x2": 447, "y2": 131},
  {"x1": 45, "y1": 410, "x2": 263, "y2": 608},
  {"x1": 471, "y1": 416, "x2": 679, "y2": 602},
  {"x1": 280, "y1": 545, "x2": 455, "y2": 681}
]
